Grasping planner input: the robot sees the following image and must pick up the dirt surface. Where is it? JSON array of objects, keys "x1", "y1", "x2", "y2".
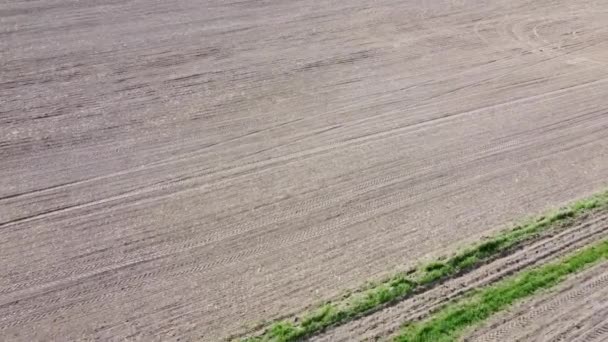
[
  {"x1": 312, "y1": 211, "x2": 608, "y2": 341},
  {"x1": 465, "y1": 260, "x2": 608, "y2": 342},
  {"x1": 2, "y1": 0, "x2": 608, "y2": 341}
]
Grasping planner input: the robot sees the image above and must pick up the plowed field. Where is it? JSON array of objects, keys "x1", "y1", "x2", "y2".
[{"x1": 2, "y1": 0, "x2": 608, "y2": 340}]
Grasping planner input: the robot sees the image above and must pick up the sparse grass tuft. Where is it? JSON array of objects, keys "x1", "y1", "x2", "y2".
[
  {"x1": 240, "y1": 190, "x2": 608, "y2": 342},
  {"x1": 394, "y1": 239, "x2": 608, "y2": 342}
]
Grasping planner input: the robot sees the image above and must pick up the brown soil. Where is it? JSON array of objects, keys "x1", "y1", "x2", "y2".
[{"x1": 2, "y1": 0, "x2": 608, "y2": 341}]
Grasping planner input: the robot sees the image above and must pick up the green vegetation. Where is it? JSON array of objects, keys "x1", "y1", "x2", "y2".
[
  {"x1": 395, "y1": 238, "x2": 608, "y2": 342},
  {"x1": 241, "y1": 191, "x2": 608, "y2": 342}
]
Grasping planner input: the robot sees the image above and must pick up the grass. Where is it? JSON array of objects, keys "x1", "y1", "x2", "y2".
[
  {"x1": 394, "y1": 238, "x2": 608, "y2": 342},
  {"x1": 240, "y1": 190, "x2": 608, "y2": 342}
]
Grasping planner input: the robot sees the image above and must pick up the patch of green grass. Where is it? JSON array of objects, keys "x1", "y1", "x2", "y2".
[
  {"x1": 394, "y1": 239, "x2": 608, "y2": 342},
  {"x1": 240, "y1": 190, "x2": 608, "y2": 342}
]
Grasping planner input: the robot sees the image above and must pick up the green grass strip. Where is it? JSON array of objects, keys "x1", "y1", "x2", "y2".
[
  {"x1": 394, "y1": 238, "x2": 608, "y2": 342},
  {"x1": 240, "y1": 191, "x2": 608, "y2": 342}
]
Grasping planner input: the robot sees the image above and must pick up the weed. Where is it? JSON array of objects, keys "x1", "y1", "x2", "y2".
[{"x1": 394, "y1": 239, "x2": 608, "y2": 342}]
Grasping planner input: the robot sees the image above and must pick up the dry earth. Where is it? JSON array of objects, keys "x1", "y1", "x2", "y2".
[{"x1": 2, "y1": 0, "x2": 608, "y2": 341}]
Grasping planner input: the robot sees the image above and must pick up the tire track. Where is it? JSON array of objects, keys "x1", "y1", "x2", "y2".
[
  {"x1": 3, "y1": 116, "x2": 607, "y2": 302},
  {"x1": 465, "y1": 262, "x2": 608, "y2": 342}
]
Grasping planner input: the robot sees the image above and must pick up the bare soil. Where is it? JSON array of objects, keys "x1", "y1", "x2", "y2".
[{"x1": 2, "y1": 0, "x2": 608, "y2": 341}]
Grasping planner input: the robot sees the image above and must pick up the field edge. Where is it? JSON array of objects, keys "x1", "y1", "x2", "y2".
[
  {"x1": 393, "y1": 238, "x2": 608, "y2": 342},
  {"x1": 235, "y1": 190, "x2": 608, "y2": 342}
]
